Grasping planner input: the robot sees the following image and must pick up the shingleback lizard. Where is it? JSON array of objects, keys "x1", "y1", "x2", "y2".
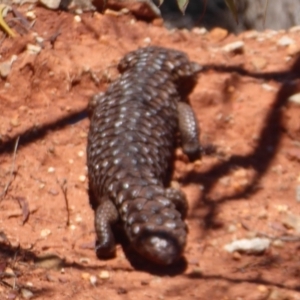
[{"x1": 87, "y1": 46, "x2": 202, "y2": 265}]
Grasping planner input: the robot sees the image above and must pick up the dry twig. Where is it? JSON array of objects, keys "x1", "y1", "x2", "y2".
[{"x1": 57, "y1": 178, "x2": 70, "y2": 227}]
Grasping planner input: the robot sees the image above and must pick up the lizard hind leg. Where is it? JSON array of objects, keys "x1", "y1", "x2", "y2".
[
  {"x1": 177, "y1": 101, "x2": 202, "y2": 162},
  {"x1": 94, "y1": 198, "x2": 119, "y2": 259}
]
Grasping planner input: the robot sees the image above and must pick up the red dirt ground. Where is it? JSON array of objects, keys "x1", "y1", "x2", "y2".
[{"x1": 1, "y1": 5, "x2": 300, "y2": 300}]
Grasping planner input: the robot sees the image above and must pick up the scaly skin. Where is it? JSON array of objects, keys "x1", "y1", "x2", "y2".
[{"x1": 87, "y1": 46, "x2": 202, "y2": 265}]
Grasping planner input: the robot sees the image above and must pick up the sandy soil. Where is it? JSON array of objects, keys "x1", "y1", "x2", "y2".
[{"x1": 1, "y1": 5, "x2": 300, "y2": 300}]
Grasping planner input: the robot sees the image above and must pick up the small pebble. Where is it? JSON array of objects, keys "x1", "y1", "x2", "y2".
[
  {"x1": 5, "y1": 267, "x2": 15, "y2": 276},
  {"x1": 99, "y1": 270, "x2": 110, "y2": 279},
  {"x1": 47, "y1": 167, "x2": 55, "y2": 173},
  {"x1": 192, "y1": 27, "x2": 207, "y2": 35},
  {"x1": 77, "y1": 151, "x2": 84, "y2": 157},
  {"x1": 287, "y1": 43, "x2": 300, "y2": 56},
  {"x1": 272, "y1": 239, "x2": 284, "y2": 248},
  {"x1": 79, "y1": 175, "x2": 86, "y2": 182},
  {"x1": 26, "y1": 11, "x2": 36, "y2": 20},
  {"x1": 222, "y1": 41, "x2": 244, "y2": 54},
  {"x1": 143, "y1": 37, "x2": 151, "y2": 44},
  {"x1": 257, "y1": 285, "x2": 268, "y2": 293},
  {"x1": 81, "y1": 272, "x2": 90, "y2": 280},
  {"x1": 26, "y1": 44, "x2": 42, "y2": 54},
  {"x1": 90, "y1": 275, "x2": 97, "y2": 286},
  {"x1": 261, "y1": 83, "x2": 276, "y2": 92},
  {"x1": 79, "y1": 257, "x2": 90, "y2": 264},
  {"x1": 288, "y1": 93, "x2": 300, "y2": 105},
  {"x1": 21, "y1": 288, "x2": 34, "y2": 299},
  {"x1": 232, "y1": 251, "x2": 242, "y2": 260},
  {"x1": 209, "y1": 27, "x2": 228, "y2": 41},
  {"x1": 39, "y1": 0, "x2": 60, "y2": 9},
  {"x1": 277, "y1": 36, "x2": 294, "y2": 47},
  {"x1": 10, "y1": 118, "x2": 19, "y2": 127},
  {"x1": 74, "y1": 15, "x2": 81, "y2": 23},
  {"x1": 40, "y1": 229, "x2": 51, "y2": 238}
]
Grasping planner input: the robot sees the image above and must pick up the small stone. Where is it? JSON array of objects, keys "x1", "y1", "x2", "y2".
[
  {"x1": 209, "y1": 27, "x2": 228, "y2": 41},
  {"x1": 35, "y1": 36, "x2": 44, "y2": 44},
  {"x1": 227, "y1": 224, "x2": 236, "y2": 233},
  {"x1": 74, "y1": 15, "x2": 81, "y2": 23},
  {"x1": 79, "y1": 257, "x2": 90, "y2": 264},
  {"x1": 288, "y1": 93, "x2": 300, "y2": 105},
  {"x1": 251, "y1": 57, "x2": 267, "y2": 70},
  {"x1": 5, "y1": 267, "x2": 15, "y2": 276},
  {"x1": 26, "y1": 44, "x2": 42, "y2": 54},
  {"x1": 282, "y1": 213, "x2": 300, "y2": 232},
  {"x1": 81, "y1": 272, "x2": 90, "y2": 280},
  {"x1": 222, "y1": 41, "x2": 244, "y2": 54},
  {"x1": 77, "y1": 151, "x2": 84, "y2": 157},
  {"x1": 26, "y1": 11, "x2": 36, "y2": 20},
  {"x1": 224, "y1": 238, "x2": 270, "y2": 254},
  {"x1": 257, "y1": 285, "x2": 268, "y2": 293},
  {"x1": 90, "y1": 275, "x2": 97, "y2": 286},
  {"x1": 275, "y1": 204, "x2": 288, "y2": 213},
  {"x1": 261, "y1": 83, "x2": 276, "y2": 92},
  {"x1": 0, "y1": 55, "x2": 17, "y2": 78},
  {"x1": 243, "y1": 30, "x2": 259, "y2": 39},
  {"x1": 40, "y1": 229, "x2": 51, "y2": 238},
  {"x1": 79, "y1": 175, "x2": 86, "y2": 182},
  {"x1": 10, "y1": 118, "x2": 19, "y2": 127},
  {"x1": 69, "y1": 159, "x2": 74, "y2": 164},
  {"x1": 75, "y1": 215, "x2": 82, "y2": 223},
  {"x1": 21, "y1": 288, "x2": 34, "y2": 299},
  {"x1": 79, "y1": 131, "x2": 87, "y2": 138},
  {"x1": 47, "y1": 167, "x2": 55, "y2": 173},
  {"x1": 69, "y1": 225, "x2": 76, "y2": 230},
  {"x1": 48, "y1": 189, "x2": 59, "y2": 196},
  {"x1": 232, "y1": 251, "x2": 241, "y2": 260},
  {"x1": 192, "y1": 27, "x2": 207, "y2": 35},
  {"x1": 143, "y1": 37, "x2": 151, "y2": 44},
  {"x1": 287, "y1": 43, "x2": 300, "y2": 56},
  {"x1": 277, "y1": 36, "x2": 294, "y2": 47},
  {"x1": 39, "y1": 0, "x2": 60, "y2": 9},
  {"x1": 272, "y1": 239, "x2": 284, "y2": 248},
  {"x1": 99, "y1": 270, "x2": 110, "y2": 279}
]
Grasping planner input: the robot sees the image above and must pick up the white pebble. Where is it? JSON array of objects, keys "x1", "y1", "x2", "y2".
[
  {"x1": 47, "y1": 167, "x2": 55, "y2": 173},
  {"x1": 75, "y1": 215, "x2": 82, "y2": 223},
  {"x1": 26, "y1": 44, "x2": 42, "y2": 54},
  {"x1": 192, "y1": 27, "x2": 207, "y2": 35},
  {"x1": 77, "y1": 151, "x2": 84, "y2": 157},
  {"x1": 40, "y1": 229, "x2": 51, "y2": 238},
  {"x1": 69, "y1": 159, "x2": 74, "y2": 164},
  {"x1": 224, "y1": 238, "x2": 270, "y2": 254},
  {"x1": 26, "y1": 11, "x2": 36, "y2": 20},
  {"x1": 143, "y1": 37, "x2": 151, "y2": 44},
  {"x1": 222, "y1": 41, "x2": 244, "y2": 53},
  {"x1": 79, "y1": 175, "x2": 86, "y2": 182},
  {"x1": 277, "y1": 36, "x2": 295, "y2": 47},
  {"x1": 261, "y1": 83, "x2": 276, "y2": 92},
  {"x1": 90, "y1": 275, "x2": 97, "y2": 286},
  {"x1": 99, "y1": 270, "x2": 110, "y2": 279},
  {"x1": 21, "y1": 288, "x2": 34, "y2": 299},
  {"x1": 288, "y1": 93, "x2": 300, "y2": 105},
  {"x1": 74, "y1": 15, "x2": 81, "y2": 23}
]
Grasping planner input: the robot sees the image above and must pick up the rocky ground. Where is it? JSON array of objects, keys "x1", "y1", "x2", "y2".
[{"x1": 1, "y1": 4, "x2": 300, "y2": 300}]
